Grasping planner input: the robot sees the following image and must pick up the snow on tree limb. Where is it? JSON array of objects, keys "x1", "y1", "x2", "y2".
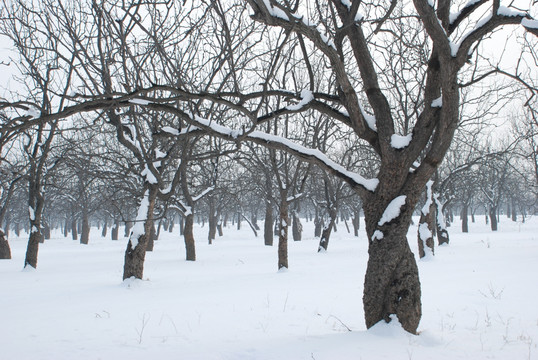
[{"x1": 247, "y1": 131, "x2": 379, "y2": 192}]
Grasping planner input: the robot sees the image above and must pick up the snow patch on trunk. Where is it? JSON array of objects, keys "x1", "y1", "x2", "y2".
[
  {"x1": 378, "y1": 196, "x2": 407, "y2": 226},
  {"x1": 130, "y1": 190, "x2": 150, "y2": 248}
]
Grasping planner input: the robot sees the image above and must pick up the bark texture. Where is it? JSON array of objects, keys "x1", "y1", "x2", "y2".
[
  {"x1": 363, "y1": 208, "x2": 421, "y2": 334},
  {"x1": 122, "y1": 186, "x2": 158, "y2": 280},
  {"x1": 184, "y1": 214, "x2": 196, "y2": 261}
]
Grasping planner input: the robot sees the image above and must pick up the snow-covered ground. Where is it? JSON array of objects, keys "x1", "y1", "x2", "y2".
[{"x1": 1, "y1": 216, "x2": 537, "y2": 360}]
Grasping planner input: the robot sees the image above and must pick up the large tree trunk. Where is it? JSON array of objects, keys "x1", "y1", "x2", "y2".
[
  {"x1": 123, "y1": 186, "x2": 158, "y2": 280},
  {"x1": 363, "y1": 202, "x2": 421, "y2": 334},
  {"x1": 318, "y1": 207, "x2": 337, "y2": 252},
  {"x1": 0, "y1": 229, "x2": 11, "y2": 259},
  {"x1": 489, "y1": 206, "x2": 498, "y2": 231},
  {"x1": 278, "y1": 195, "x2": 288, "y2": 270},
  {"x1": 184, "y1": 213, "x2": 196, "y2": 261}
]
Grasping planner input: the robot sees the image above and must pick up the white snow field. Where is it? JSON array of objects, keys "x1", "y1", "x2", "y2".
[{"x1": 1, "y1": 216, "x2": 537, "y2": 360}]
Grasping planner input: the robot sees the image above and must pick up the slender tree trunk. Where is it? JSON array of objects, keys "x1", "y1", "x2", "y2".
[
  {"x1": 352, "y1": 209, "x2": 360, "y2": 237},
  {"x1": 278, "y1": 195, "x2": 289, "y2": 270},
  {"x1": 291, "y1": 211, "x2": 302, "y2": 241},
  {"x1": 179, "y1": 216, "x2": 184, "y2": 235},
  {"x1": 264, "y1": 200, "x2": 273, "y2": 246},
  {"x1": 236, "y1": 211, "x2": 241, "y2": 230},
  {"x1": 217, "y1": 216, "x2": 223, "y2": 237},
  {"x1": 123, "y1": 186, "x2": 158, "y2": 280},
  {"x1": 314, "y1": 207, "x2": 322, "y2": 237},
  {"x1": 80, "y1": 210, "x2": 90, "y2": 245},
  {"x1": 124, "y1": 221, "x2": 132, "y2": 238},
  {"x1": 417, "y1": 209, "x2": 435, "y2": 258},
  {"x1": 208, "y1": 198, "x2": 216, "y2": 244},
  {"x1": 64, "y1": 216, "x2": 69, "y2": 237},
  {"x1": 71, "y1": 217, "x2": 78, "y2": 241},
  {"x1": 251, "y1": 213, "x2": 260, "y2": 231},
  {"x1": 101, "y1": 220, "x2": 108, "y2": 237},
  {"x1": 489, "y1": 206, "x2": 498, "y2": 231},
  {"x1": 184, "y1": 214, "x2": 196, "y2": 261},
  {"x1": 318, "y1": 207, "x2": 337, "y2": 252},
  {"x1": 0, "y1": 229, "x2": 11, "y2": 259},
  {"x1": 511, "y1": 198, "x2": 517, "y2": 222},
  {"x1": 461, "y1": 204, "x2": 469, "y2": 233},
  {"x1": 111, "y1": 219, "x2": 119, "y2": 240},
  {"x1": 435, "y1": 197, "x2": 449, "y2": 245},
  {"x1": 43, "y1": 222, "x2": 51, "y2": 241}
]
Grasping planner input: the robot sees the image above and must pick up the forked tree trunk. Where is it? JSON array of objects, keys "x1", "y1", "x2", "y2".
[
  {"x1": 278, "y1": 195, "x2": 289, "y2": 270},
  {"x1": 123, "y1": 186, "x2": 158, "y2": 280},
  {"x1": 0, "y1": 229, "x2": 11, "y2": 259},
  {"x1": 184, "y1": 214, "x2": 196, "y2": 261},
  {"x1": 264, "y1": 200, "x2": 273, "y2": 246}
]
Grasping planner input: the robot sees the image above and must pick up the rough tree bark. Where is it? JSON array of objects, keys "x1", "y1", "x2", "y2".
[{"x1": 123, "y1": 185, "x2": 158, "y2": 280}]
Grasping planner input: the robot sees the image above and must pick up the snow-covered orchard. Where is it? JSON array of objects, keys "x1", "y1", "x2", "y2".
[{"x1": 1, "y1": 217, "x2": 537, "y2": 360}]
